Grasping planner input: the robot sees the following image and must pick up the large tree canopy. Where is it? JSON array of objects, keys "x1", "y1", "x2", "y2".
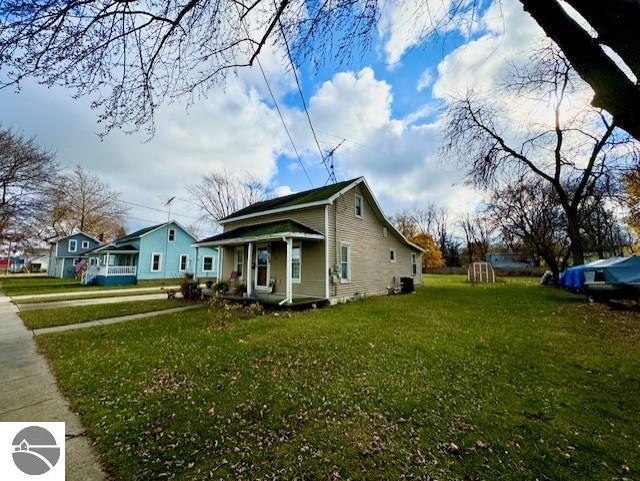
[
  {"x1": 1, "y1": 1, "x2": 640, "y2": 139},
  {"x1": 443, "y1": 44, "x2": 639, "y2": 265}
]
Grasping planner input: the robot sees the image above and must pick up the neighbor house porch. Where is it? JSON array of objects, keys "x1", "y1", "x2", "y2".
[
  {"x1": 195, "y1": 219, "x2": 327, "y2": 305},
  {"x1": 83, "y1": 244, "x2": 139, "y2": 285}
]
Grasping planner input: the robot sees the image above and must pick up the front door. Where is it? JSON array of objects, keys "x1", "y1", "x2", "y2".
[{"x1": 256, "y1": 246, "x2": 270, "y2": 289}]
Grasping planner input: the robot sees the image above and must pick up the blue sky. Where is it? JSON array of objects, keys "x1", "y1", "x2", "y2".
[{"x1": 1, "y1": 0, "x2": 544, "y2": 236}]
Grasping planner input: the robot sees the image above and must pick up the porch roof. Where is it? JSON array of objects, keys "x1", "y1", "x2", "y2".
[{"x1": 195, "y1": 219, "x2": 324, "y2": 246}]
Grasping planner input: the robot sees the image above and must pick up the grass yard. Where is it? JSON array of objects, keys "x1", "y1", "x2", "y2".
[
  {"x1": 0, "y1": 276, "x2": 183, "y2": 297},
  {"x1": 38, "y1": 275, "x2": 640, "y2": 481},
  {"x1": 20, "y1": 299, "x2": 194, "y2": 329}
]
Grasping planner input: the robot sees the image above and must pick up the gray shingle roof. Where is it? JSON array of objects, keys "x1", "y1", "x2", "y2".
[
  {"x1": 116, "y1": 223, "x2": 165, "y2": 242},
  {"x1": 219, "y1": 178, "x2": 359, "y2": 221},
  {"x1": 198, "y1": 219, "x2": 322, "y2": 244}
]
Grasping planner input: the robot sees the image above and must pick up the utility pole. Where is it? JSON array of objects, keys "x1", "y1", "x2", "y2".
[{"x1": 162, "y1": 196, "x2": 176, "y2": 287}]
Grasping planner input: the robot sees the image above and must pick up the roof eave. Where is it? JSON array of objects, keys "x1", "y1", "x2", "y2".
[{"x1": 195, "y1": 232, "x2": 325, "y2": 247}]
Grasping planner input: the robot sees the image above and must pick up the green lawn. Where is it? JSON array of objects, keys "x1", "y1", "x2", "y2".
[
  {"x1": 20, "y1": 299, "x2": 195, "y2": 329},
  {"x1": 0, "y1": 277, "x2": 183, "y2": 297},
  {"x1": 37, "y1": 275, "x2": 640, "y2": 480}
]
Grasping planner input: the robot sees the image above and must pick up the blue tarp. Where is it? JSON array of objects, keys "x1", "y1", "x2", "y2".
[
  {"x1": 583, "y1": 256, "x2": 640, "y2": 284},
  {"x1": 558, "y1": 265, "x2": 586, "y2": 290},
  {"x1": 559, "y1": 256, "x2": 640, "y2": 291}
]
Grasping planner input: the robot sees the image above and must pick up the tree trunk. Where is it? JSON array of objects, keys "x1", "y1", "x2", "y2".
[{"x1": 566, "y1": 215, "x2": 585, "y2": 266}]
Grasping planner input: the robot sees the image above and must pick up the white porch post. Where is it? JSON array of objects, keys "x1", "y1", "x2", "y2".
[
  {"x1": 247, "y1": 242, "x2": 253, "y2": 297},
  {"x1": 285, "y1": 237, "x2": 293, "y2": 304},
  {"x1": 105, "y1": 253, "x2": 110, "y2": 277},
  {"x1": 218, "y1": 247, "x2": 223, "y2": 282}
]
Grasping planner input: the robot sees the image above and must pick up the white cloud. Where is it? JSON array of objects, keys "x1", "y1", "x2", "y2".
[
  {"x1": 433, "y1": 0, "x2": 545, "y2": 99},
  {"x1": 416, "y1": 69, "x2": 435, "y2": 92},
  {"x1": 379, "y1": 0, "x2": 455, "y2": 67},
  {"x1": 274, "y1": 185, "x2": 294, "y2": 197},
  {"x1": 1, "y1": 76, "x2": 290, "y2": 234},
  {"x1": 296, "y1": 67, "x2": 483, "y2": 218}
]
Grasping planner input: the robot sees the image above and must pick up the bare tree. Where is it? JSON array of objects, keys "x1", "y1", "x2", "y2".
[
  {"x1": 392, "y1": 209, "x2": 417, "y2": 239},
  {"x1": 0, "y1": 128, "x2": 56, "y2": 244},
  {"x1": 443, "y1": 45, "x2": 640, "y2": 266},
  {"x1": 188, "y1": 169, "x2": 271, "y2": 223},
  {"x1": 2, "y1": 1, "x2": 640, "y2": 140},
  {"x1": 36, "y1": 166, "x2": 128, "y2": 241},
  {"x1": 459, "y1": 213, "x2": 494, "y2": 264},
  {"x1": 581, "y1": 198, "x2": 634, "y2": 259},
  {"x1": 487, "y1": 179, "x2": 570, "y2": 280}
]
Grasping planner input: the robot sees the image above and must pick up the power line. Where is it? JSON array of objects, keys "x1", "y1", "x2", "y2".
[
  {"x1": 278, "y1": 19, "x2": 337, "y2": 184},
  {"x1": 234, "y1": 5, "x2": 313, "y2": 188},
  {"x1": 119, "y1": 199, "x2": 202, "y2": 222},
  {"x1": 120, "y1": 212, "x2": 216, "y2": 235}
]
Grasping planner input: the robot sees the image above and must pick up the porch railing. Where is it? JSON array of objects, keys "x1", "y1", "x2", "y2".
[{"x1": 106, "y1": 265, "x2": 136, "y2": 276}]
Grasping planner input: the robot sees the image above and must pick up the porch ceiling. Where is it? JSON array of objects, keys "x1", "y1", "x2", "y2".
[{"x1": 196, "y1": 219, "x2": 324, "y2": 246}]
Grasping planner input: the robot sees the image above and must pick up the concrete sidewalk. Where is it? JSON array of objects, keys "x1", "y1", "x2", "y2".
[
  {"x1": 12, "y1": 284, "x2": 180, "y2": 301},
  {"x1": 18, "y1": 292, "x2": 182, "y2": 311},
  {"x1": 33, "y1": 304, "x2": 204, "y2": 335},
  {"x1": 0, "y1": 296, "x2": 106, "y2": 480}
]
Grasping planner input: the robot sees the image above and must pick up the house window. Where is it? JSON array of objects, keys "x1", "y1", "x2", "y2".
[
  {"x1": 340, "y1": 242, "x2": 351, "y2": 283},
  {"x1": 89, "y1": 258, "x2": 97, "y2": 266},
  {"x1": 68, "y1": 239, "x2": 77, "y2": 252},
  {"x1": 292, "y1": 244, "x2": 301, "y2": 283},
  {"x1": 383, "y1": 227, "x2": 388, "y2": 238},
  {"x1": 151, "y1": 252, "x2": 162, "y2": 272},
  {"x1": 411, "y1": 253, "x2": 418, "y2": 276},
  {"x1": 72, "y1": 258, "x2": 79, "y2": 266},
  {"x1": 235, "y1": 247, "x2": 244, "y2": 277},
  {"x1": 81, "y1": 240, "x2": 89, "y2": 249},
  {"x1": 203, "y1": 256, "x2": 214, "y2": 272},
  {"x1": 168, "y1": 228, "x2": 176, "y2": 242},
  {"x1": 179, "y1": 254, "x2": 189, "y2": 272},
  {"x1": 355, "y1": 194, "x2": 364, "y2": 218},
  {"x1": 389, "y1": 248, "x2": 396, "y2": 263}
]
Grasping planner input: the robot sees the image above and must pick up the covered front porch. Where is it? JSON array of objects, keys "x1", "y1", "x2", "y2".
[
  {"x1": 83, "y1": 244, "x2": 139, "y2": 285},
  {"x1": 196, "y1": 219, "x2": 327, "y2": 305}
]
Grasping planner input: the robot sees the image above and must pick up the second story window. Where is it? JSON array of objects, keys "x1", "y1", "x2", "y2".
[
  {"x1": 168, "y1": 228, "x2": 176, "y2": 242},
  {"x1": 68, "y1": 239, "x2": 77, "y2": 252},
  {"x1": 81, "y1": 240, "x2": 90, "y2": 249},
  {"x1": 389, "y1": 248, "x2": 396, "y2": 263},
  {"x1": 355, "y1": 194, "x2": 364, "y2": 218}
]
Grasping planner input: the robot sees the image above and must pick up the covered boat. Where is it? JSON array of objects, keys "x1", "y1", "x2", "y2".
[{"x1": 583, "y1": 256, "x2": 640, "y2": 301}]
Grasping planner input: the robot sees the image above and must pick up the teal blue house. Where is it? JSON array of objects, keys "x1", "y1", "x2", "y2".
[
  {"x1": 48, "y1": 231, "x2": 103, "y2": 278},
  {"x1": 83, "y1": 221, "x2": 218, "y2": 286}
]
